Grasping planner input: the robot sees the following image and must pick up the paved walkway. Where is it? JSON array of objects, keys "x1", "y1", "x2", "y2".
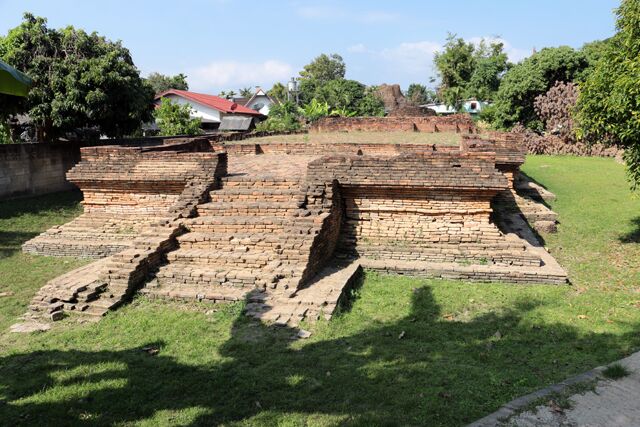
[{"x1": 469, "y1": 351, "x2": 640, "y2": 427}]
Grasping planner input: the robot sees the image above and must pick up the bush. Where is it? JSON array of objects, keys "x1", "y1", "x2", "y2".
[
  {"x1": 255, "y1": 101, "x2": 301, "y2": 132},
  {"x1": 154, "y1": 99, "x2": 201, "y2": 136}
]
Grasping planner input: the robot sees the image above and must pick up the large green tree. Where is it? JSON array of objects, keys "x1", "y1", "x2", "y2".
[
  {"x1": 433, "y1": 35, "x2": 509, "y2": 109},
  {"x1": 490, "y1": 46, "x2": 588, "y2": 130},
  {"x1": 146, "y1": 72, "x2": 188, "y2": 94},
  {"x1": 0, "y1": 13, "x2": 154, "y2": 141},
  {"x1": 576, "y1": 0, "x2": 640, "y2": 188}
]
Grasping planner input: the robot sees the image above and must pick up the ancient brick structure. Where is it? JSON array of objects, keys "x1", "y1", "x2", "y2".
[
  {"x1": 16, "y1": 129, "x2": 567, "y2": 330},
  {"x1": 310, "y1": 114, "x2": 476, "y2": 133}
]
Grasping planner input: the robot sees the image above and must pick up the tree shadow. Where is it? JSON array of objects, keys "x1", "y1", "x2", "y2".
[
  {"x1": 0, "y1": 231, "x2": 39, "y2": 259},
  {"x1": 619, "y1": 217, "x2": 640, "y2": 243},
  {"x1": 1, "y1": 285, "x2": 638, "y2": 426},
  {"x1": 0, "y1": 190, "x2": 82, "y2": 220}
]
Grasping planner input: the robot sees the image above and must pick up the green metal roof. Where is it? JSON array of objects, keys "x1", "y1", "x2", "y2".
[{"x1": 0, "y1": 60, "x2": 32, "y2": 97}]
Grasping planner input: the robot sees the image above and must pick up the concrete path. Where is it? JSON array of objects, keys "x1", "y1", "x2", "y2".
[{"x1": 469, "y1": 351, "x2": 640, "y2": 427}]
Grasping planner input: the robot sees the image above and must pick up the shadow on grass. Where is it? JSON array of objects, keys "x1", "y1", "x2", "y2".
[
  {"x1": 1, "y1": 286, "x2": 639, "y2": 426},
  {"x1": 0, "y1": 190, "x2": 82, "y2": 220},
  {"x1": 619, "y1": 217, "x2": 640, "y2": 243},
  {"x1": 0, "y1": 231, "x2": 39, "y2": 259}
]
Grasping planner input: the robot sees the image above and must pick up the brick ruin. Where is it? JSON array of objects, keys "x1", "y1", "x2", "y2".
[
  {"x1": 310, "y1": 114, "x2": 475, "y2": 133},
  {"x1": 15, "y1": 127, "x2": 567, "y2": 330}
]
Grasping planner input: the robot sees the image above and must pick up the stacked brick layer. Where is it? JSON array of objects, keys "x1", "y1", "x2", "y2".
[{"x1": 310, "y1": 115, "x2": 476, "y2": 133}]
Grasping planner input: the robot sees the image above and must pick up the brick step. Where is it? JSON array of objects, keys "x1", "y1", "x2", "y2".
[
  {"x1": 183, "y1": 216, "x2": 321, "y2": 234},
  {"x1": 197, "y1": 201, "x2": 300, "y2": 217},
  {"x1": 221, "y1": 176, "x2": 303, "y2": 190},
  {"x1": 209, "y1": 189, "x2": 302, "y2": 204},
  {"x1": 167, "y1": 248, "x2": 276, "y2": 269},
  {"x1": 141, "y1": 281, "x2": 251, "y2": 303},
  {"x1": 177, "y1": 231, "x2": 315, "y2": 247},
  {"x1": 344, "y1": 243, "x2": 541, "y2": 266}
]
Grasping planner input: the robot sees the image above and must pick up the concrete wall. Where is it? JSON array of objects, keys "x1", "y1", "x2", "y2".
[{"x1": 0, "y1": 143, "x2": 81, "y2": 199}]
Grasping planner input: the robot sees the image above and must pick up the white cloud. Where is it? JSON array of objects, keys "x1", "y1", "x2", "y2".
[
  {"x1": 189, "y1": 60, "x2": 293, "y2": 91},
  {"x1": 348, "y1": 43, "x2": 368, "y2": 53},
  {"x1": 378, "y1": 41, "x2": 441, "y2": 75}
]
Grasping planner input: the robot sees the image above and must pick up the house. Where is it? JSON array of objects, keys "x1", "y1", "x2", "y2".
[
  {"x1": 155, "y1": 89, "x2": 265, "y2": 131},
  {"x1": 243, "y1": 87, "x2": 278, "y2": 115},
  {"x1": 423, "y1": 99, "x2": 489, "y2": 115}
]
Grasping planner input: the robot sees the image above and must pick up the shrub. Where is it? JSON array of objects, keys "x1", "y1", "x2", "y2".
[{"x1": 154, "y1": 99, "x2": 201, "y2": 136}]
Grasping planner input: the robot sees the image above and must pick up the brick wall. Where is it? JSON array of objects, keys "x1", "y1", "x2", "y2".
[
  {"x1": 304, "y1": 151, "x2": 540, "y2": 267},
  {"x1": 309, "y1": 115, "x2": 476, "y2": 133}
]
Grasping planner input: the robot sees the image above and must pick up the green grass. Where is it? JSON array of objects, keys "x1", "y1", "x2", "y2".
[
  {"x1": 0, "y1": 191, "x2": 88, "y2": 332},
  {"x1": 602, "y1": 363, "x2": 631, "y2": 379},
  {"x1": 1, "y1": 156, "x2": 640, "y2": 426}
]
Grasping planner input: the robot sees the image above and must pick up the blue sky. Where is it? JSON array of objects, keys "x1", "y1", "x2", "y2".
[{"x1": 0, "y1": 0, "x2": 620, "y2": 94}]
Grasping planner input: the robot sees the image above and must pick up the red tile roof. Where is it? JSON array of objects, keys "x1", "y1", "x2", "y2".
[{"x1": 155, "y1": 89, "x2": 264, "y2": 116}]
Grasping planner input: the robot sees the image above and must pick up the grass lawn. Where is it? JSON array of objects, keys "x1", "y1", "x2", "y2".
[
  {"x1": 241, "y1": 131, "x2": 462, "y2": 146},
  {"x1": 1, "y1": 156, "x2": 639, "y2": 426}
]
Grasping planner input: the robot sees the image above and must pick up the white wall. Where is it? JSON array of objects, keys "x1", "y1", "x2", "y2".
[
  {"x1": 162, "y1": 94, "x2": 222, "y2": 123},
  {"x1": 246, "y1": 95, "x2": 273, "y2": 115}
]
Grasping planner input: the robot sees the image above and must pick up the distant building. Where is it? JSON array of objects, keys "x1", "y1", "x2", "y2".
[
  {"x1": 423, "y1": 99, "x2": 489, "y2": 115},
  {"x1": 243, "y1": 88, "x2": 279, "y2": 115},
  {"x1": 155, "y1": 89, "x2": 264, "y2": 131}
]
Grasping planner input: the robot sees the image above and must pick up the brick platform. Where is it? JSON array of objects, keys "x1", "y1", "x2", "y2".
[{"x1": 15, "y1": 131, "x2": 567, "y2": 331}]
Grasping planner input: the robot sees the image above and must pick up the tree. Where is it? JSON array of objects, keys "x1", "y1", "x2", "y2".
[
  {"x1": 267, "y1": 82, "x2": 287, "y2": 103},
  {"x1": 434, "y1": 35, "x2": 509, "y2": 109},
  {"x1": 300, "y1": 53, "x2": 346, "y2": 83},
  {"x1": 312, "y1": 79, "x2": 384, "y2": 116},
  {"x1": 239, "y1": 87, "x2": 253, "y2": 98},
  {"x1": 490, "y1": 46, "x2": 588, "y2": 130},
  {"x1": 466, "y1": 40, "x2": 509, "y2": 100},
  {"x1": 405, "y1": 83, "x2": 437, "y2": 105},
  {"x1": 154, "y1": 98, "x2": 201, "y2": 136},
  {"x1": 0, "y1": 13, "x2": 154, "y2": 141},
  {"x1": 434, "y1": 35, "x2": 476, "y2": 108},
  {"x1": 255, "y1": 101, "x2": 301, "y2": 132},
  {"x1": 576, "y1": 0, "x2": 640, "y2": 188},
  {"x1": 146, "y1": 72, "x2": 188, "y2": 94}
]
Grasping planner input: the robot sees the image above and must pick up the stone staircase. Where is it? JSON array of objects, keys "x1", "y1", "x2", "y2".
[{"x1": 141, "y1": 174, "x2": 341, "y2": 321}]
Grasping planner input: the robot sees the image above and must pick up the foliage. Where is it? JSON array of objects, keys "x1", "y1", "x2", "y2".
[
  {"x1": 299, "y1": 53, "x2": 345, "y2": 83},
  {"x1": 406, "y1": 83, "x2": 437, "y2": 105},
  {"x1": 0, "y1": 120, "x2": 10, "y2": 143},
  {"x1": 304, "y1": 79, "x2": 384, "y2": 117},
  {"x1": 490, "y1": 46, "x2": 588, "y2": 131},
  {"x1": 356, "y1": 86, "x2": 385, "y2": 116},
  {"x1": 434, "y1": 35, "x2": 509, "y2": 109},
  {"x1": 154, "y1": 98, "x2": 201, "y2": 136},
  {"x1": 255, "y1": 101, "x2": 301, "y2": 132},
  {"x1": 146, "y1": 72, "x2": 188, "y2": 94},
  {"x1": 218, "y1": 90, "x2": 236, "y2": 99},
  {"x1": 267, "y1": 82, "x2": 287, "y2": 103},
  {"x1": 576, "y1": 0, "x2": 640, "y2": 189},
  {"x1": 329, "y1": 106, "x2": 357, "y2": 117},
  {"x1": 534, "y1": 81, "x2": 579, "y2": 142},
  {"x1": 2, "y1": 156, "x2": 640, "y2": 425},
  {"x1": 0, "y1": 13, "x2": 154, "y2": 141},
  {"x1": 239, "y1": 87, "x2": 253, "y2": 98},
  {"x1": 298, "y1": 98, "x2": 329, "y2": 122}
]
